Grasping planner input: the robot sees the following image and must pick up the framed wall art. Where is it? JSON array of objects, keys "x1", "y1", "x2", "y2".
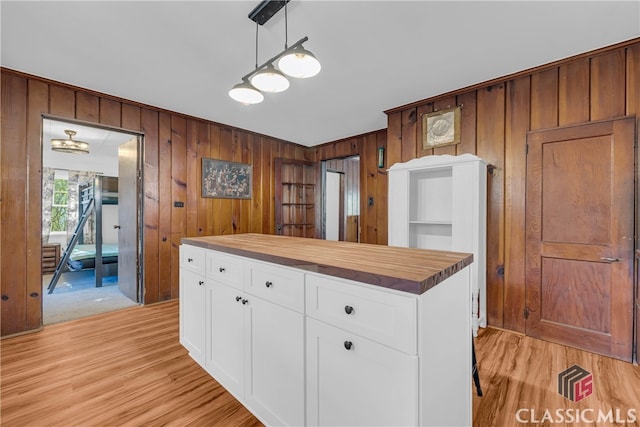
[
  {"x1": 422, "y1": 105, "x2": 461, "y2": 149},
  {"x1": 202, "y1": 158, "x2": 252, "y2": 199}
]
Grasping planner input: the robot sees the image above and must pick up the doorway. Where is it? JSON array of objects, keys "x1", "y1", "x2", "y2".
[
  {"x1": 525, "y1": 117, "x2": 635, "y2": 362},
  {"x1": 41, "y1": 117, "x2": 143, "y2": 324},
  {"x1": 322, "y1": 156, "x2": 360, "y2": 242}
]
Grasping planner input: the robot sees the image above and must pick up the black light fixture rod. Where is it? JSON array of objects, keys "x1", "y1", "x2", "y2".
[
  {"x1": 240, "y1": 36, "x2": 308, "y2": 81},
  {"x1": 249, "y1": 0, "x2": 290, "y2": 25}
]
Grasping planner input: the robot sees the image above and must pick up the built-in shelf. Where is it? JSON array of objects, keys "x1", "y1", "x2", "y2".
[{"x1": 389, "y1": 154, "x2": 487, "y2": 335}]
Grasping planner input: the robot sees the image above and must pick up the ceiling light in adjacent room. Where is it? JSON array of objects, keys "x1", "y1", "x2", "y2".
[{"x1": 51, "y1": 129, "x2": 90, "y2": 154}]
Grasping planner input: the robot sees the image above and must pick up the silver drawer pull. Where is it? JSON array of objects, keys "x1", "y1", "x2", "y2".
[{"x1": 600, "y1": 257, "x2": 620, "y2": 263}]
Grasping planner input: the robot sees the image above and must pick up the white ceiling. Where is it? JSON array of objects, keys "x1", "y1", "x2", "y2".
[
  {"x1": 42, "y1": 118, "x2": 136, "y2": 177},
  {"x1": 2, "y1": 1, "x2": 639, "y2": 147}
]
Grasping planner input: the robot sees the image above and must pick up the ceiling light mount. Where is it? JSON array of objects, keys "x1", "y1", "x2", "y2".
[
  {"x1": 51, "y1": 129, "x2": 90, "y2": 154},
  {"x1": 229, "y1": 1, "x2": 321, "y2": 105},
  {"x1": 248, "y1": 0, "x2": 290, "y2": 25}
]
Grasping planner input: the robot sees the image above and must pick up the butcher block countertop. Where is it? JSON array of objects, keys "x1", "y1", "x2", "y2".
[{"x1": 181, "y1": 233, "x2": 472, "y2": 295}]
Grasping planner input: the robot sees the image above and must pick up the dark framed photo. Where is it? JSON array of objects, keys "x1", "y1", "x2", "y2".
[
  {"x1": 422, "y1": 105, "x2": 461, "y2": 149},
  {"x1": 202, "y1": 158, "x2": 252, "y2": 199}
]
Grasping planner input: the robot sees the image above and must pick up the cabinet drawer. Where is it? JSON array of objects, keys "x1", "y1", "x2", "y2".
[
  {"x1": 181, "y1": 244, "x2": 206, "y2": 275},
  {"x1": 306, "y1": 274, "x2": 417, "y2": 354},
  {"x1": 246, "y1": 261, "x2": 305, "y2": 313},
  {"x1": 306, "y1": 318, "x2": 418, "y2": 427},
  {"x1": 207, "y1": 251, "x2": 243, "y2": 289}
]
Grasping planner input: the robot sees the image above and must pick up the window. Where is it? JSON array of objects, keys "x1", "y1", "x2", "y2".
[{"x1": 50, "y1": 178, "x2": 68, "y2": 232}]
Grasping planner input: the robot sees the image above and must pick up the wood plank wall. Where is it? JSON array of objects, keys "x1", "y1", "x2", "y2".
[
  {"x1": 383, "y1": 39, "x2": 640, "y2": 333},
  {"x1": 311, "y1": 130, "x2": 388, "y2": 246},
  {"x1": 0, "y1": 69, "x2": 309, "y2": 336},
  {"x1": 1, "y1": 38, "x2": 638, "y2": 337}
]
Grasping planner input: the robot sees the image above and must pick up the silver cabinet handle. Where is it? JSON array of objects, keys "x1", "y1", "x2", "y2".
[{"x1": 600, "y1": 257, "x2": 620, "y2": 263}]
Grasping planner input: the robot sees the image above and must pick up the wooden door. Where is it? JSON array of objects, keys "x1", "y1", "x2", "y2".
[
  {"x1": 118, "y1": 137, "x2": 141, "y2": 302},
  {"x1": 274, "y1": 158, "x2": 320, "y2": 238},
  {"x1": 525, "y1": 117, "x2": 635, "y2": 362}
]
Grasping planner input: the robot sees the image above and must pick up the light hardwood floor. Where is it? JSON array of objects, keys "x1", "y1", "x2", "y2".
[
  {"x1": 473, "y1": 328, "x2": 640, "y2": 426},
  {"x1": 1, "y1": 300, "x2": 639, "y2": 426}
]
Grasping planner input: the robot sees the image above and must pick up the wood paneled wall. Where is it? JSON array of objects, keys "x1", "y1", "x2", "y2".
[
  {"x1": 2, "y1": 38, "x2": 638, "y2": 337},
  {"x1": 0, "y1": 69, "x2": 308, "y2": 336},
  {"x1": 311, "y1": 130, "x2": 388, "y2": 246},
  {"x1": 384, "y1": 39, "x2": 640, "y2": 332}
]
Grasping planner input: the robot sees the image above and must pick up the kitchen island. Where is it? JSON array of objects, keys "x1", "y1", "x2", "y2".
[{"x1": 180, "y1": 233, "x2": 473, "y2": 427}]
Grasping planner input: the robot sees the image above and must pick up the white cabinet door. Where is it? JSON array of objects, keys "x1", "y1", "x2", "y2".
[
  {"x1": 306, "y1": 318, "x2": 419, "y2": 427},
  {"x1": 206, "y1": 280, "x2": 245, "y2": 399},
  {"x1": 244, "y1": 296, "x2": 305, "y2": 427},
  {"x1": 179, "y1": 268, "x2": 206, "y2": 366}
]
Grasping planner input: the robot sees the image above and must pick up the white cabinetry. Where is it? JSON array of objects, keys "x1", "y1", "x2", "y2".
[
  {"x1": 181, "y1": 249, "x2": 306, "y2": 427},
  {"x1": 179, "y1": 245, "x2": 206, "y2": 366},
  {"x1": 180, "y1": 237, "x2": 472, "y2": 427},
  {"x1": 206, "y1": 280, "x2": 245, "y2": 396},
  {"x1": 305, "y1": 275, "x2": 419, "y2": 427},
  {"x1": 388, "y1": 154, "x2": 487, "y2": 334}
]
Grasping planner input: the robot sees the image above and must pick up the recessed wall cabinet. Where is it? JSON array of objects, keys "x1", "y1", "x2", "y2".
[
  {"x1": 180, "y1": 234, "x2": 473, "y2": 427},
  {"x1": 388, "y1": 154, "x2": 488, "y2": 335}
]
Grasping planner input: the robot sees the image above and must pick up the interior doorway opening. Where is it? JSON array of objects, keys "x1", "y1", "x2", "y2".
[
  {"x1": 41, "y1": 117, "x2": 144, "y2": 325},
  {"x1": 322, "y1": 156, "x2": 360, "y2": 242}
]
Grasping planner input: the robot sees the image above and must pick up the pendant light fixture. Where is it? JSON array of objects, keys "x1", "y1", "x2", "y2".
[
  {"x1": 229, "y1": 80, "x2": 265, "y2": 104},
  {"x1": 250, "y1": 64, "x2": 290, "y2": 93},
  {"x1": 276, "y1": 1, "x2": 320, "y2": 79},
  {"x1": 278, "y1": 46, "x2": 321, "y2": 78},
  {"x1": 51, "y1": 129, "x2": 90, "y2": 154},
  {"x1": 229, "y1": 0, "x2": 320, "y2": 104}
]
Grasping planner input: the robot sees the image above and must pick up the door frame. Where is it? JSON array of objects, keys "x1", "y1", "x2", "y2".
[
  {"x1": 323, "y1": 168, "x2": 345, "y2": 240},
  {"x1": 636, "y1": 117, "x2": 640, "y2": 364},
  {"x1": 320, "y1": 156, "x2": 361, "y2": 242},
  {"x1": 41, "y1": 114, "x2": 145, "y2": 304}
]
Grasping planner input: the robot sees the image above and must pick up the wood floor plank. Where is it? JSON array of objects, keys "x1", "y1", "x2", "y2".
[
  {"x1": 2, "y1": 300, "x2": 638, "y2": 426},
  {"x1": 473, "y1": 328, "x2": 640, "y2": 426},
  {"x1": 0, "y1": 301, "x2": 262, "y2": 427}
]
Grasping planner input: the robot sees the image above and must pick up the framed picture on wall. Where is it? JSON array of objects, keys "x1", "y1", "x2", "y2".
[
  {"x1": 201, "y1": 158, "x2": 252, "y2": 199},
  {"x1": 422, "y1": 105, "x2": 461, "y2": 149}
]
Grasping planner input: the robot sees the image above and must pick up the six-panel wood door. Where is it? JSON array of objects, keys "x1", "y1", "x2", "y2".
[
  {"x1": 525, "y1": 117, "x2": 635, "y2": 362},
  {"x1": 274, "y1": 158, "x2": 320, "y2": 238}
]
